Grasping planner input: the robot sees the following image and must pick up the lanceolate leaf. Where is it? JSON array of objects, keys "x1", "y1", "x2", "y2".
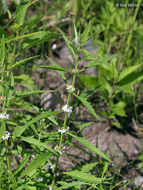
[
  {"x1": 15, "y1": 89, "x2": 54, "y2": 97},
  {"x1": 117, "y1": 70, "x2": 143, "y2": 86},
  {"x1": 78, "y1": 122, "x2": 93, "y2": 132},
  {"x1": 80, "y1": 85, "x2": 101, "y2": 98},
  {"x1": 118, "y1": 64, "x2": 142, "y2": 81},
  {"x1": 74, "y1": 22, "x2": 78, "y2": 44},
  {"x1": 16, "y1": 2, "x2": 28, "y2": 25},
  {"x1": 13, "y1": 155, "x2": 30, "y2": 176},
  {"x1": 6, "y1": 72, "x2": 14, "y2": 108},
  {"x1": 13, "y1": 111, "x2": 63, "y2": 137},
  {"x1": 73, "y1": 93, "x2": 100, "y2": 120},
  {"x1": 45, "y1": 56, "x2": 67, "y2": 82},
  {"x1": 5, "y1": 31, "x2": 43, "y2": 43},
  {"x1": 81, "y1": 163, "x2": 98, "y2": 173},
  {"x1": 0, "y1": 120, "x2": 4, "y2": 143},
  {"x1": 56, "y1": 181, "x2": 88, "y2": 190},
  {"x1": 68, "y1": 133, "x2": 111, "y2": 162},
  {"x1": 60, "y1": 29, "x2": 77, "y2": 56},
  {"x1": 21, "y1": 136, "x2": 57, "y2": 155},
  {"x1": 23, "y1": 31, "x2": 60, "y2": 50},
  {"x1": 8, "y1": 56, "x2": 39, "y2": 70},
  {"x1": 38, "y1": 65, "x2": 71, "y2": 73},
  {"x1": 63, "y1": 170, "x2": 101, "y2": 184},
  {"x1": 81, "y1": 20, "x2": 91, "y2": 45},
  {"x1": 0, "y1": 35, "x2": 5, "y2": 64},
  {"x1": 20, "y1": 153, "x2": 52, "y2": 177},
  {"x1": 84, "y1": 55, "x2": 116, "y2": 69}
]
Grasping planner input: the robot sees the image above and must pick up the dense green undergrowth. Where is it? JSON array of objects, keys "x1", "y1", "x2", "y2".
[{"x1": 0, "y1": 0, "x2": 143, "y2": 189}]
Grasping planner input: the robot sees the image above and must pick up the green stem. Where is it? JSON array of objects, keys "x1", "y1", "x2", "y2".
[{"x1": 51, "y1": 48, "x2": 80, "y2": 189}]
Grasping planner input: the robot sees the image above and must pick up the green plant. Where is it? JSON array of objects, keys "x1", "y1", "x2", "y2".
[
  {"x1": 0, "y1": 2, "x2": 113, "y2": 188},
  {"x1": 0, "y1": 1, "x2": 143, "y2": 189},
  {"x1": 78, "y1": 0, "x2": 143, "y2": 129}
]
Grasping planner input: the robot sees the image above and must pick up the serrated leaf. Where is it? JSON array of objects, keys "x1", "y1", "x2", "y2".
[
  {"x1": 74, "y1": 22, "x2": 78, "y2": 44},
  {"x1": 112, "y1": 102, "x2": 126, "y2": 117},
  {"x1": 6, "y1": 72, "x2": 14, "y2": 108},
  {"x1": 20, "y1": 153, "x2": 51, "y2": 177},
  {"x1": 117, "y1": 70, "x2": 143, "y2": 86},
  {"x1": 63, "y1": 170, "x2": 101, "y2": 184},
  {"x1": 15, "y1": 89, "x2": 54, "y2": 97},
  {"x1": 60, "y1": 30, "x2": 77, "y2": 56},
  {"x1": 81, "y1": 20, "x2": 91, "y2": 45},
  {"x1": 38, "y1": 65, "x2": 71, "y2": 73},
  {"x1": 68, "y1": 133, "x2": 111, "y2": 162},
  {"x1": 118, "y1": 64, "x2": 142, "y2": 81},
  {"x1": 73, "y1": 93, "x2": 100, "y2": 120},
  {"x1": 101, "y1": 161, "x2": 109, "y2": 178},
  {"x1": 14, "y1": 74, "x2": 35, "y2": 90},
  {"x1": 81, "y1": 33, "x2": 96, "y2": 46},
  {"x1": 45, "y1": 56, "x2": 67, "y2": 82},
  {"x1": 81, "y1": 48, "x2": 95, "y2": 62},
  {"x1": 13, "y1": 111, "x2": 63, "y2": 137},
  {"x1": 85, "y1": 54, "x2": 116, "y2": 69},
  {"x1": 13, "y1": 155, "x2": 30, "y2": 176},
  {"x1": 0, "y1": 120, "x2": 4, "y2": 143},
  {"x1": 81, "y1": 163, "x2": 98, "y2": 173},
  {"x1": 0, "y1": 35, "x2": 5, "y2": 64},
  {"x1": 78, "y1": 122, "x2": 93, "y2": 132},
  {"x1": 79, "y1": 74, "x2": 98, "y2": 88},
  {"x1": 8, "y1": 56, "x2": 39, "y2": 70},
  {"x1": 11, "y1": 99, "x2": 39, "y2": 111},
  {"x1": 21, "y1": 136, "x2": 57, "y2": 155},
  {"x1": 80, "y1": 85, "x2": 101, "y2": 98},
  {"x1": 16, "y1": 2, "x2": 28, "y2": 25},
  {"x1": 47, "y1": 115, "x2": 58, "y2": 125},
  {"x1": 5, "y1": 31, "x2": 45, "y2": 43},
  {"x1": 56, "y1": 181, "x2": 87, "y2": 190},
  {"x1": 23, "y1": 31, "x2": 60, "y2": 50}
]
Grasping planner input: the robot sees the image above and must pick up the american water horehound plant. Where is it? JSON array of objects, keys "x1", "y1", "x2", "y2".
[{"x1": 0, "y1": 18, "x2": 112, "y2": 189}]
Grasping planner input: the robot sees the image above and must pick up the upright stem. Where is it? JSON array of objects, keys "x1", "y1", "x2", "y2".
[{"x1": 51, "y1": 48, "x2": 80, "y2": 189}]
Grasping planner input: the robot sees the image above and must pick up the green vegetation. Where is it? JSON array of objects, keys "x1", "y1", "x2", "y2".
[{"x1": 0, "y1": 0, "x2": 143, "y2": 189}]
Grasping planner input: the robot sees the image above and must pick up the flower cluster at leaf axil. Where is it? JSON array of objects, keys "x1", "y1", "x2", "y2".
[
  {"x1": 62, "y1": 105, "x2": 73, "y2": 113},
  {"x1": 58, "y1": 126, "x2": 69, "y2": 134},
  {"x1": 0, "y1": 113, "x2": 9, "y2": 120},
  {"x1": 50, "y1": 164, "x2": 55, "y2": 169},
  {"x1": 61, "y1": 85, "x2": 75, "y2": 113},
  {"x1": 58, "y1": 129, "x2": 67, "y2": 134},
  {"x1": 66, "y1": 85, "x2": 75, "y2": 93},
  {"x1": 2, "y1": 131, "x2": 10, "y2": 141}
]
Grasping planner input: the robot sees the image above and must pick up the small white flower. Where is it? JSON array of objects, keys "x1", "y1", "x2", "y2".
[
  {"x1": 62, "y1": 146, "x2": 66, "y2": 149},
  {"x1": 2, "y1": 131, "x2": 10, "y2": 141},
  {"x1": 58, "y1": 129, "x2": 67, "y2": 134},
  {"x1": 66, "y1": 85, "x2": 75, "y2": 92},
  {"x1": 0, "y1": 113, "x2": 9, "y2": 120},
  {"x1": 49, "y1": 187, "x2": 53, "y2": 190},
  {"x1": 62, "y1": 105, "x2": 73, "y2": 114},
  {"x1": 38, "y1": 177, "x2": 44, "y2": 182},
  {"x1": 54, "y1": 145, "x2": 58, "y2": 150},
  {"x1": 50, "y1": 164, "x2": 55, "y2": 169},
  {"x1": 122, "y1": 179, "x2": 127, "y2": 183},
  {"x1": 59, "y1": 151, "x2": 63, "y2": 155},
  {"x1": 52, "y1": 43, "x2": 57, "y2": 50}
]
